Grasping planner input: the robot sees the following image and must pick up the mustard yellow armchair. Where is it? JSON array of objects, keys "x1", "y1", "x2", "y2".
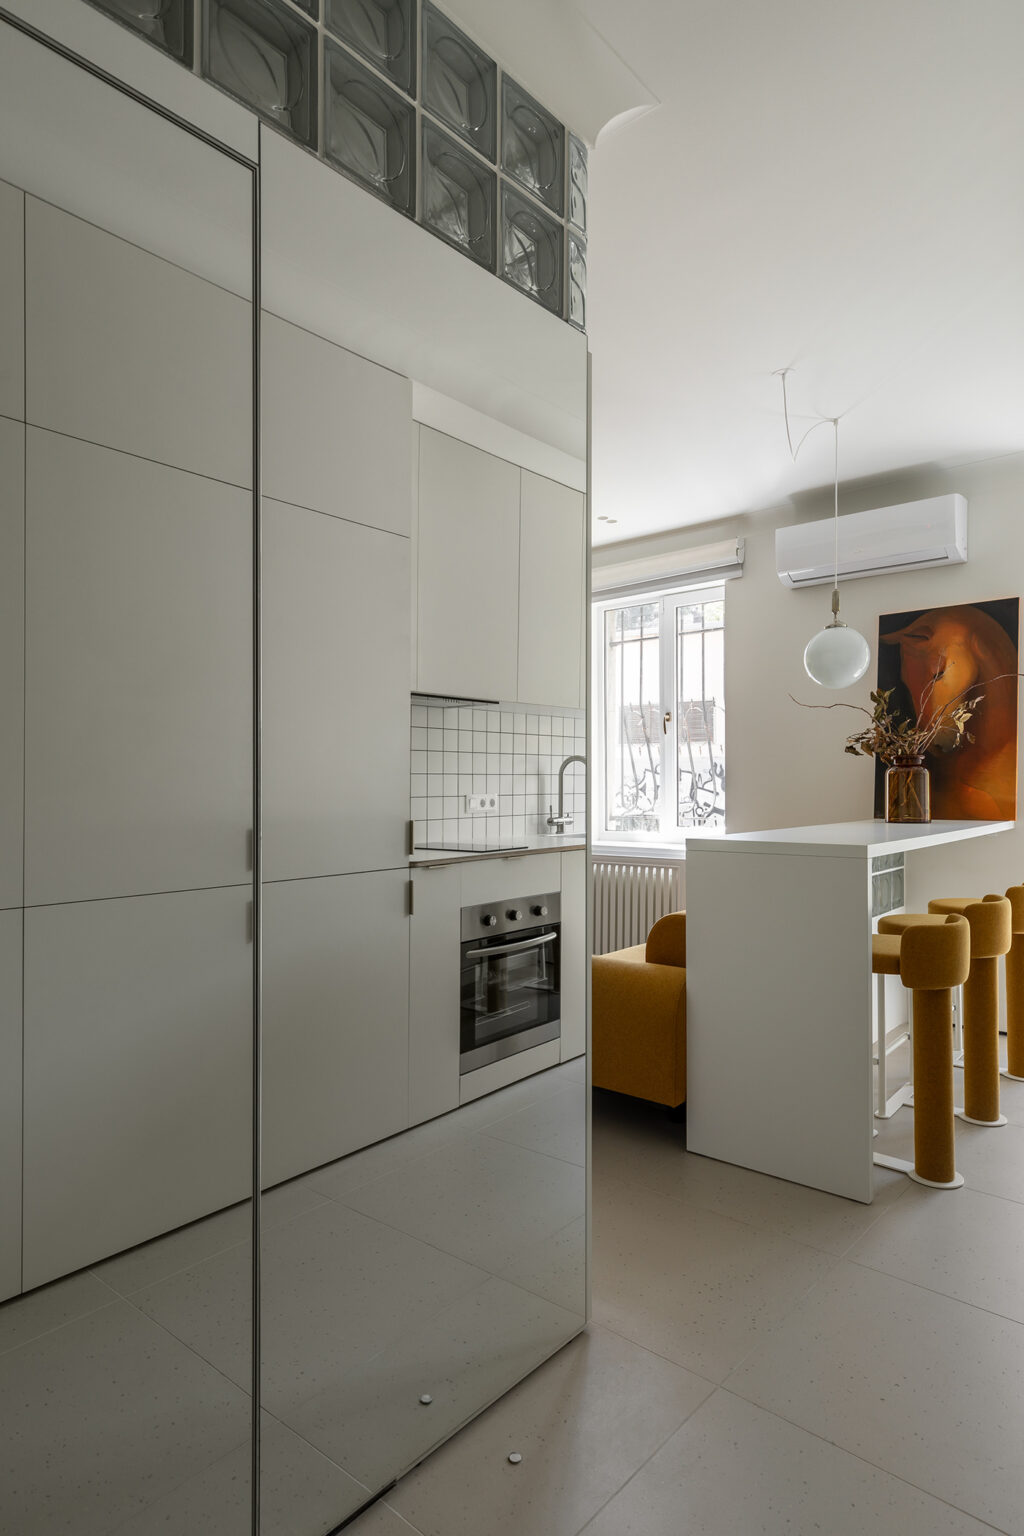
[{"x1": 591, "y1": 912, "x2": 686, "y2": 1108}]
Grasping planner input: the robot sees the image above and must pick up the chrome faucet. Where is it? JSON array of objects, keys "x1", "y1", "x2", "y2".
[{"x1": 547, "y1": 755, "x2": 586, "y2": 832}]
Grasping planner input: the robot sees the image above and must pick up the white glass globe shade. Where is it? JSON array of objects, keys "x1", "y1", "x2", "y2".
[{"x1": 803, "y1": 623, "x2": 871, "y2": 689}]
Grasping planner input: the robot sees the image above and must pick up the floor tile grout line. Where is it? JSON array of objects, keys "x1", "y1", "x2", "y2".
[
  {"x1": 712, "y1": 1384, "x2": 1016, "y2": 1536},
  {"x1": 0, "y1": 1293, "x2": 121, "y2": 1362},
  {"x1": 842, "y1": 1249, "x2": 1024, "y2": 1332}
]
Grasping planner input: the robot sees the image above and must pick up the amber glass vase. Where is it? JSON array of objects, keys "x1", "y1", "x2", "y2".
[{"x1": 884, "y1": 756, "x2": 931, "y2": 824}]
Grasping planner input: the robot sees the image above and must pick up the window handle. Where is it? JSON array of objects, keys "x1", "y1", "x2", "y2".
[{"x1": 663, "y1": 710, "x2": 672, "y2": 735}]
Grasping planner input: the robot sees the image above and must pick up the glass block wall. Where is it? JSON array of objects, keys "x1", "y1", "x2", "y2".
[{"x1": 86, "y1": 0, "x2": 588, "y2": 330}]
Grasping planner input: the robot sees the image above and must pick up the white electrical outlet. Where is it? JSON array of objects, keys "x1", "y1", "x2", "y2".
[{"x1": 465, "y1": 793, "x2": 498, "y2": 814}]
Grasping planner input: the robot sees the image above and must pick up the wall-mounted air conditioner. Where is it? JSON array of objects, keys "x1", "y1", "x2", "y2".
[{"x1": 775, "y1": 495, "x2": 967, "y2": 588}]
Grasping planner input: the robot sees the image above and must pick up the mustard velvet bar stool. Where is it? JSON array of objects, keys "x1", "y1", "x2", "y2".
[
  {"x1": 591, "y1": 912, "x2": 686, "y2": 1109},
  {"x1": 1003, "y1": 884, "x2": 1024, "y2": 1082},
  {"x1": 926, "y1": 893, "x2": 1012, "y2": 1126},
  {"x1": 871, "y1": 914, "x2": 971, "y2": 1188}
]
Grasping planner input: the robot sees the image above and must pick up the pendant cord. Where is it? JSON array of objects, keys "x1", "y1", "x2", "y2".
[{"x1": 833, "y1": 415, "x2": 840, "y2": 598}]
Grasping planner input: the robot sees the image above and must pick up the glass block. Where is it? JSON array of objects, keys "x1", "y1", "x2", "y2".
[
  {"x1": 421, "y1": 1, "x2": 497, "y2": 162},
  {"x1": 87, "y1": 0, "x2": 193, "y2": 65},
  {"x1": 501, "y1": 76, "x2": 564, "y2": 216},
  {"x1": 326, "y1": 0, "x2": 414, "y2": 95},
  {"x1": 324, "y1": 44, "x2": 415, "y2": 216},
  {"x1": 205, "y1": 0, "x2": 317, "y2": 150},
  {"x1": 567, "y1": 230, "x2": 586, "y2": 330},
  {"x1": 500, "y1": 184, "x2": 563, "y2": 314},
  {"x1": 568, "y1": 133, "x2": 588, "y2": 233},
  {"x1": 421, "y1": 121, "x2": 496, "y2": 269}
]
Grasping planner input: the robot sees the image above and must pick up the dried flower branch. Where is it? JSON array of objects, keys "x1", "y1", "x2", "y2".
[{"x1": 790, "y1": 668, "x2": 1024, "y2": 764}]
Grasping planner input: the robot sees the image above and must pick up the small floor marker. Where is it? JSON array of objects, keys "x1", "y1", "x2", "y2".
[
  {"x1": 508, "y1": 1452, "x2": 522, "y2": 1464},
  {"x1": 419, "y1": 1394, "x2": 432, "y2": 1405}
]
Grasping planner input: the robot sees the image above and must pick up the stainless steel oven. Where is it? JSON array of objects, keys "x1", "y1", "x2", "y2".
[{"x1": 460, "y1": 893, "x2": 561, "y2": 1074}]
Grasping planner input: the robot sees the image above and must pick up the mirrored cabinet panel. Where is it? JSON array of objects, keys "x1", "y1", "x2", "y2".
[
  {"x1": 501, "y1": 74, "x2": 565, "y2": 217},
  {"x1": 326, "y1": 0, "x2": 415, "y2": 96},
  {"x1": 324, "y1": 41, "x2": 416, "y2": 214},
  {"x1": 205, "y1": 0, "x2": 318, "y2": 149},
  {"x1": 421, "y1": 0, "x2": 497, "y2": 162}
]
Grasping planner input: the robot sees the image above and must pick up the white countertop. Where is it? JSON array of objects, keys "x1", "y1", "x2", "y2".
[
  {"x1": 685, "y1": 818, "x2": 1015, "y2": 859},
  {"x1": 409, "y1": 833, "x2": 586, "y2": 868}
]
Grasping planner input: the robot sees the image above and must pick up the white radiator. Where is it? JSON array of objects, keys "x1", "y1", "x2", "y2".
[{"x1": 591, "y1": 856, "x2": 685, "y2": 955}]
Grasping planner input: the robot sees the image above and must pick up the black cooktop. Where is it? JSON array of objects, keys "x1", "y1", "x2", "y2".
[{"x1": 416, "y1": 842, "x2": 529, "y2": 854}]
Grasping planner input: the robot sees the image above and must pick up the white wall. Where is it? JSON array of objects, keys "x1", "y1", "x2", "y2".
[{"x1": 617, "y1": 452, "x2": 1024, "y2": 907}]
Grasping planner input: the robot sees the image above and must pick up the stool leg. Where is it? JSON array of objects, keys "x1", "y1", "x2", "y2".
[
  {"x1": 911, "y1": 987, "x2": 963, "y2": 1188},
  {"x1": 960, "y1": 956, "x2": 1008, "y2": 1126},
  {"x1": 953, "y1": 984, "x2": 964, "y2": 1064},
  {"x1": 1005, "y1": 934, "x2": 1024, "y2": 1081}
]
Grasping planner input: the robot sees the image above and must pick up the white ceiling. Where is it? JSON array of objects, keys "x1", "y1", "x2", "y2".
[{"x1": 582, "y1": 0, "x2": 1024, "y2": 543}]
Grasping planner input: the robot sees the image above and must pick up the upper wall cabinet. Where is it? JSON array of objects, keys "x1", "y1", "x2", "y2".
[
  {"x1": 416, "y1": 428, "x2": 520, "y2": 701},
  {"x1": 0, "y1": 418, "x2": 23, "y2": 912},
  {"x1": 0, "y1": 179, "x2": 23, "y2": 422},
  {"x1": 24, "y1": 430, "x2": 253, "y2": 907},
  {"x1": 262, "y1": 313, "x2": 412, "y2": 536},
  {"x1": 415, "y1": 428, "x2": 586, "y2": 708},
  {"x1": 518, "y1": 470, "x2": 585, "y2": 709},
  {"x1": 262, "y1": 498, "x2": 411, "y2": 881},
  {"x1": 24, "y1": 197, "x2": 252, "y2": 488}
]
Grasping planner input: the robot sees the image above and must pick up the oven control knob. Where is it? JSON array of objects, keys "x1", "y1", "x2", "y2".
[
  {"x1": 531, "y1": 904, "x2": 548, "y2": 917},
  {"x1": 481, "y1": 914, "x2": 498, "y2": 927},
  {"x1": 507, "y1": 909, "x2": 523, "y2": 922}
]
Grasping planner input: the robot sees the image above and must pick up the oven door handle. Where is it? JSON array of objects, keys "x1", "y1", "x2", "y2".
[{"x1": 464, "y1": 931, "x2": 558, "y2": 960}]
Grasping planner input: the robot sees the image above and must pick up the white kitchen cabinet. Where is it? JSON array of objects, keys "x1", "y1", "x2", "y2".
[
  {"x1": 559, "y1": 850, "x2": 587, "y2": 1061},
  {"x1": 262, "y1": 497, "x2": 410, "y2": 882},
  {"x1": 0, "y1": 909, "x2": 21, "y2": 1302},
  {"x1": 0, "y1": 418, "x2": 23, "y2": 911},
  {"x1": 262, "y1": 313, "x2": 411, "y2": 537},
  {"x1": 0, "y1": 179, "x2": 23, "y2": 422},
  {"x1": 416, "y1": 428, "x2": 520, "y2": 701},
  {"x1": 24, "y1": 430, "x2": 253, "y2": 906},
  {"x1": 409, "y1": 864, "x2": 461, "y2": 1126},
  {"x1": 22, "y1": 887, "x2": 253, "y2": 1289},
  {"x1": 25, "y1": 196, "x2": 252, "y2": 487},
  {"x1": 518, "y1": 471, "x2": 586, "y2": 709},
  {"x1": 458, "y1": 851, "x2": 562, "y2": 909},
  {"x1": 261, "y1": 871, "x2": 409, "y2": 1185}
]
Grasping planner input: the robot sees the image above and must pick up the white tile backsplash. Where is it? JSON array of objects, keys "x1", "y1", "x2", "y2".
[{"x1": 410, "y1": 701, "x2": 586, "y2": 846}]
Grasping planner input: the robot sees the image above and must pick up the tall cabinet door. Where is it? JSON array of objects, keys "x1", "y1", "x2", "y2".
[
  {"x1": 518, "y1": 470, "x2": 586, "y2": 708},
  {"x1": 0, "y1": 21, "x2": 255, "y2": 1536}
]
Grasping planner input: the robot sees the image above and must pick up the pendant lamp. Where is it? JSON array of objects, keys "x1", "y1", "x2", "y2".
[{"x1": 803, "y1": 419, "x2": 870, "y2": 689}]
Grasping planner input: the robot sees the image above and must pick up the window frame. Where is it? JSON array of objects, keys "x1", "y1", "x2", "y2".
[{"x1": 591, "y1": 580, "x2": 726, "y2": 851}]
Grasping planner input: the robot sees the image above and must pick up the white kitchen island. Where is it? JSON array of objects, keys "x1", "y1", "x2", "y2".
[{"x1": 685, "y1": 819, "x2": 1014, "y2": 1202}]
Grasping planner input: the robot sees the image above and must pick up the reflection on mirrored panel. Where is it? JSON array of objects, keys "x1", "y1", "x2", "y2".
[
  {"x1": 86, "y1": 0, "x2": 194, "y2": 64},
  {"x1": 326, "y1": 0, "x2": 416, "y2": 96},
  {"x1": 0, "y1": 22, "x2": 255, "y2": 1536},
  {"x1": 568, "y1": 230, "x2": 587, "y2": 331},
  {"x1": 421, "y1": 0, "x2": 497, "y2": 162},
  {"x1": 324, "y1": 42, "x2": 416, "y2": 216},
  {"x1": 569, "y1": 133, "x2": 588, "y2": 234},
  {"x1": 205, "y1": 0, "x2": 318, "y2": 150},
  {"x1": 501, "y1": 75, "x2": 565, "y2": 217},
  {"x1": 421, "y1": 120, "x2": 496, "y2": 268},
  {"x1": 500, "y1": 183, "x2": 565, "y2": 314}
]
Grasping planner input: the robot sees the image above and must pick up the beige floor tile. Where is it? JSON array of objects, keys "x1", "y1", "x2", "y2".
[
  {"x1": 387, "y1": 1323, "x2": 713, "y2": 1536},
  {"x1": 593, "y1": 1091, "x2": 907, "y2": 1255},
  {"x1": 289, "y1": 1276, "x2": 583, "y2": 1492},
  {"x1": 0, "y1": 1269, "x2": 117, "y2": 1357},
  {"x1": 497, "y1": 1214, "x2": 587, "y2": 1314},
  {"x1": 727, "y1": 1260, "x2": 1024, "y2": 1535},
  {"x1": 592, "y1": 1176, "x2": 835, "y2": 1382},
  {"x1": 94, "y1": 1180, "x2": 325, "y2": 1296},
  {"x1": 109, "y1": 1414, "x2": 369, "y2": 1536},
  {"x1": 336, "y1": 1134, "x2": 585, "y2": 1276},
  {"x1": 346, "y1": 1502, "x2": 423, "y2": 1536},
  {"x1": 847, "y1": 1182, "x2": 1024, "y2": 1322},
  {"x1": 578, "y1": 1388, "x2": 1000, "y2": 1536},
  {"x1": 131, "y1": 1199, "x2": 488, "y2": 1414},
  {"x1": 0, "y1": 1299, "x2": 250, "y2": 1536},
  {"x1": 481, "y1": 1083, "x2": 587, "y2": 1165},
  {"x1": 955, "y1": 1119, "x2": 1024, "y2": 1200}
]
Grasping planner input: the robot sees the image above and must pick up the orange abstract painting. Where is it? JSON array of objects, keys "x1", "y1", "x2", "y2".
[{"x1": 874, "y1": 598, "x2": 1020, "y2": 821}]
